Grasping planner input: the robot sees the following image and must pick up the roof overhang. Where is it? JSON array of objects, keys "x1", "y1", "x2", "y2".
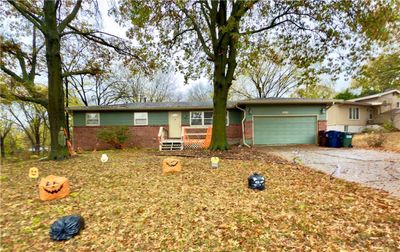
[
  {"x1": 334, "y1": 101, "x2": 381, "y2": 106},
  {"x1": 349, "y1": 89, "x2": 400, "y2": 102},
  {"x1": 236, "y1": 99, "x2": 338, "y2": 106},
  {"x1": 67, "y1": 102, "x2": 237, "y2": 112}
]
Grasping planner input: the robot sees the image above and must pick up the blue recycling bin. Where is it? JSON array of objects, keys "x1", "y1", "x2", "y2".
[{"x1": 326, "y1": 131, "x2": 342, "y2": 148}]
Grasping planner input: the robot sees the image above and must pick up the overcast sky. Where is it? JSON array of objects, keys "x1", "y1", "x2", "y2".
[{"x1": 97, "y1": 1, "x2": 351, "y2": 93}]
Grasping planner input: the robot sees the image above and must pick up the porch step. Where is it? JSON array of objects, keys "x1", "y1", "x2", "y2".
[{"x1": 160, "y1": 139, "x2": 183, "y2": 151}]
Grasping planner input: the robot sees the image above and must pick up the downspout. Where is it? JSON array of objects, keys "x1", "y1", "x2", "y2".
[{"x1": 236, "y1": 105, "x2": 251, "y2": 148}]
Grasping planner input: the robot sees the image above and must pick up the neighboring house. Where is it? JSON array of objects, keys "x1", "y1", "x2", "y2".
[
  {"x1": 327, "y1": 89, "x2": 400, "y2": 133},
  {"x1": 68, "y1": 99, "x2": 333, "y2": 150}
]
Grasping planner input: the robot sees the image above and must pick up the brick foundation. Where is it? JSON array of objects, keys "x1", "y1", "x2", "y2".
[{"x1": 73, "y1": 124, "x2": 243, "y2": 150}]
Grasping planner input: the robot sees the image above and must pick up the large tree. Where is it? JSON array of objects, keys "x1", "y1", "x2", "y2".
[
  {"x1": 351, "y1": 51, "x2": 400, "y2": 95},
  {"x1": 119, "y1": 0, "x2": 398, "y2": 150},
  {"x1": 2, "y1": 0, "x2": 141, "y2": 159}
]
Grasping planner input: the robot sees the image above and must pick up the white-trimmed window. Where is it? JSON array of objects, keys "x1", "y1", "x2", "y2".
[
  {"x1": 86, "y1": 113, "x2": 100, "y2": 126},
  {"x1": 349, "y1": 107, "x2": 359, "y2": 120},
  {"x1": 190, "y1": 111, "x2": 229, "y2": 126},
  {"x1": 397, "y1": 102, "x2": 400, "y2": 108},
  {"x1": 134, "y1": 112, "x2": 148, "y2": 125}
]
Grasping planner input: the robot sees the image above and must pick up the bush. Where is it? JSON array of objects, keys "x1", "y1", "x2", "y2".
[
  {"x1": 365, "y1": 133, "x2": 386, "y2": 147},
  {"x1": 382, "y1": 121, "x2": 398, "y2": 132},
  {"x1": 96, "y1": 126, "x2": 131, "y2": 149}
]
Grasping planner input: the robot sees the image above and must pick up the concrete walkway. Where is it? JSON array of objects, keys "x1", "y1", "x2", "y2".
[{"x1": 262, "y1": 146, "x2": 400, "y2": 198}]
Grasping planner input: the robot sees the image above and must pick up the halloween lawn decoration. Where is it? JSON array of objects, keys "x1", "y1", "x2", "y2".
[
  {"x1": 29, "y1": 167, "x2": 39, "y2": 179},
  {"x1": 162, "y1": 158, "x2": 182, "y2": 174},
  {"x1": 248, "y1": 173, "x2": 265, "y2": 191},
  {"x1": 39, "y1": 175, "x2": 70, "y2": 201},
  {"x1": 100, "y1": 154, "x2": 108, "y2": 163},
  {"x1": 50, "y1": 215, "x2": 85, "y2": 241},
  {"x1": 211, "y1": 157, "x2": 220, "y2": 168}
]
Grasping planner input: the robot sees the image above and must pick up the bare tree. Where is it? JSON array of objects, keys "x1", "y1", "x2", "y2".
[
  {"x1": 233, "y1": 54, "x2": 301, "y2": 99},
  {"x1": 8, "y1": 102, "x2": 49, "y2": 155},
  {"x1": 112, "y1": 68, "x2": 182, "y2": 103},
  {"x1": 185, "y1": 81, "x2": 213, "y2": 102}
]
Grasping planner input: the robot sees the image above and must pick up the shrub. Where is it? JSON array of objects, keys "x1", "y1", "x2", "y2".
[
  {"x1": 365, "y1": 133, "x2": 386, "y2": 147},
  {"x1": 382, "y1": 121, "x2": 398, "y2": 132},
  {"x1": 96, "y1": 126, "x2": 131, "y2": 149}
]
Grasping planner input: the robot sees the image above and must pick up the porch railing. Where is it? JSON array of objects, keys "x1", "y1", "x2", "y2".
[
  {"x1": 158, "y1": 127, "x2": 168, "y2": 145},
  {"x1": 181, "y1": 126, "x2": 212, "y2": 149}
]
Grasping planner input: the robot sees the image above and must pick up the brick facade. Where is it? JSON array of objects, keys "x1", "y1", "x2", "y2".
[
  {"x1": 244, "y1": 121, "x2": 253, "y2": 142},
  {"x1": 73, "y1": 124, "x2": 243, "y2": 150},
  {"x1": 317, "y1": 120, "x2": 327, "y2": 131}
]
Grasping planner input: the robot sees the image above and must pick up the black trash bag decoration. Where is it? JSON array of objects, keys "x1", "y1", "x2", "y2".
[
  {"x1": 248, "y1": 173, "x2": 265, "y2": 190},
  {"x1": 50, "y1": 215, "x2": 85, "y2": 241}
]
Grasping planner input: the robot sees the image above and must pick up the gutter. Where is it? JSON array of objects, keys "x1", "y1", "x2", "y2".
[{"x1": 235, "y1": 105, "x2": 251, "y2": 148}]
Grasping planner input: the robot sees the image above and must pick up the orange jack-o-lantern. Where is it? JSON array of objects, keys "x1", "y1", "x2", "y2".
[
  {"x1": 162, "y1": 158, "x2": 182, "y2": 174},
  {"x1": 39, "y1": 175, "x2": 70, "y2": 201}
]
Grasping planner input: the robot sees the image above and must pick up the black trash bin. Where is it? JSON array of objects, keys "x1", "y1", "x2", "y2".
[{"x1": 318, "y1": 130, "x2": 327, "y2": 147}]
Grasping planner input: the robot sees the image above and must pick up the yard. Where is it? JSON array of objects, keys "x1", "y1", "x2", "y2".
[
  {"x1": 1, "y1": 148, "x2": 399, "y2": 251},
  {"x1": 353, "y1": 132, "x2": 400, "y2": 153}
]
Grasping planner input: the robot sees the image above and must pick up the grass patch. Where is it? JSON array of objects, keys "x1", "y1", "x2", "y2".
[
  {"x1": 0, "y1": 149, "x2": 399, "y2": 251},
  {"x1": 353, "y1": 132, "x2": 400, "y2": 152}
]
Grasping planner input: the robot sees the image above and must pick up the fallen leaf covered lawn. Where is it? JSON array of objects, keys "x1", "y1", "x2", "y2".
[{"x1": 1, "y1": 148, "x2": 399, "y2": 251}]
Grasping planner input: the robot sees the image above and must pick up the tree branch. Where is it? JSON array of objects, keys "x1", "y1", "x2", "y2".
[
  {"x1": 239, "y1": 7, "x2": 292, "y2": 35},
  {"x1": 62, "y1": 68, "x2": 102, "y2": 78},
  {"x1": 7, "y1": 0, "x2": 45, "y2": 33},
  {"x1": 58, "y1": 0, "x2": 82, "y2": 32},
  {"x1": 179, "y1": 6, "x2": 214, "y2": 60},
  {"x1": 0, "y1": 92, "x2": 48, "y2": 108}
]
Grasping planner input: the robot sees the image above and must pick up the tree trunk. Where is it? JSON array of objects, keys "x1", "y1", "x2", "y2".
[
  {"x1": 210, "y1": 60, "x2": 230, "y2": 150},
  {"x1": 44, "y1": 1, "x2": 68, "y2": 160},
  {"x1": 0, "y1": 136, "x2": 5, "y2": 159},
  {"x1": 34, "y1": 130, "x2": 41, "y2": 155}
]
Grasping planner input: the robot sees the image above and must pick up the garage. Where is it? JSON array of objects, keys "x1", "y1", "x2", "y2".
[{"x1": 253, "y1": 116, "x2": 317, "y2": 145}]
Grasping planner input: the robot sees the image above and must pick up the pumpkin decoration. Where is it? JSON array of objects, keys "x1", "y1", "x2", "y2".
[
  {"x1": 39, "y1": 175, "x2": 70, "y2": 201},
  {"x1": 210, "y1": 157, "x2": 220, "y2": 168},
  {"x1": 29, "y1": 167, "x2": 39, "y2": 179},
  {"x1": 162, "y1": 158, "x2": 182, "y2": 174}
]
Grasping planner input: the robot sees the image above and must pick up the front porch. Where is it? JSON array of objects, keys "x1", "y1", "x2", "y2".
[{"x1": 158, "y1": 126, "x2": 212, "y2": 151}]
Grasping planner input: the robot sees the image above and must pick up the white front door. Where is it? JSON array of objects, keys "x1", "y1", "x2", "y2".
[{"x1": 168, "y1": 112, "x2": 182, "y2": 138}]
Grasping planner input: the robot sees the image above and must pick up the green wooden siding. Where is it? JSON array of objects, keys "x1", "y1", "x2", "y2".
[
  {"x1": 253, "y1": 116, "x2": 317, "y2": 145},
  {"x1": 181, "y1": 109, "x2": 241, "y2": 126},
  {"x1": 73, "y1": 111, "x2": 168, "y2": 126},
  {"x1": 73, "y1": 112, "x2": 86, "y2": 126},
  {"x1": 148, "y1": 112, "x2": 169, "y2": 125},
  {"x1": 181, "y1": 111, "x2": 190, "y2": 125},
  {"x1": 101, "y1": 112, "x2": 134, "y2": 126},
  {"x1": 229, "y1": 110, "x2": 242, "y2": 124},
  {"x1": 245, "y1": 105, "x2": 326, "y2": 121}
]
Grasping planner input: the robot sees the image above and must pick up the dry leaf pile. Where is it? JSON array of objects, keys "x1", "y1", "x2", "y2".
[{"x1": 1, "y1": 148, "x2": 399, "y2": 251}]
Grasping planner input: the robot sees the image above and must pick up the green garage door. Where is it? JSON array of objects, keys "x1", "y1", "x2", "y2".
[{"x1": 253, "y1": 116, "x2": 317, "y2": 145}]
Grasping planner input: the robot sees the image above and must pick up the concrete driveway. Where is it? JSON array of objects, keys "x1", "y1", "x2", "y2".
[{"x1": 261, "y1": 146, "x2": 400, "y2": 198}]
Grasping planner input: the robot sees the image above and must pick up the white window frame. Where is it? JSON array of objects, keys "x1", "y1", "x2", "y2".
[
  {"x1": 349, "y1": 107, "x2": 360, "y2": 120},
  {"x1": 189, "y1": 111, "x2": 229, "y2": 126},
  {"x1": 85, "y1": 113, "x2": 100, "y2": 126},
  {"x1": 134, "y1": 112, "x2": 148, "y2": 126},
  {"x1": 397, "y1": 102, "x2": 400, "y2": 108}
]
